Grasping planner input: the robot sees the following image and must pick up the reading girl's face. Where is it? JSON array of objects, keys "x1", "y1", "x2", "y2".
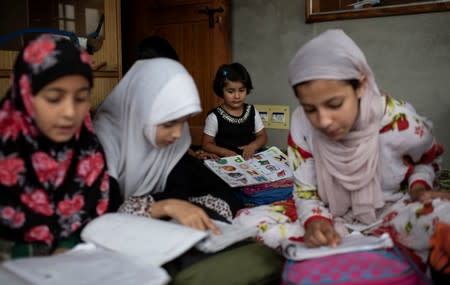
[
  {"x1": 222, "y1": 80, "x2": 247, "y2": 110},
  {"x1": 155, "y1": 115, "x2": 189, "y2": 147},
  {"x1": 295, "y1": 79, "x2": 364, "y2": 141},
  {"x1": 33, "y1": 75, "x2": 91, "y2": 143}
]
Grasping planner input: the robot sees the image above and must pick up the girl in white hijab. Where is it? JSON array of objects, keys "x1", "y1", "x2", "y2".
[
  {"x1": 94, "y1": 58, "x2": 219, "y2": 233},
  {"x1": 234, "y1": 30, "x2": 449, "y2": 270}
]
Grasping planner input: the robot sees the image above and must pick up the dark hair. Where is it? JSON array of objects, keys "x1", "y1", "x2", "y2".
[
  {"x1": 213, "y1": 62, "x2": 253, "y2": 98},
  {"x1": 13, "y1": 34, "x2": 93, "y2": 96},
  {"x1": 345, "y1": 79, "x2": 361, "y2": 90},
  {"x1": 136, "y1": 35, "x2": 179, "y2": 61}
]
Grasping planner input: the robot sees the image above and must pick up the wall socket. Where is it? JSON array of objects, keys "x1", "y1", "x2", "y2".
[{"x1": 254, "y1": 104, "x2": 290, "y2": 129}]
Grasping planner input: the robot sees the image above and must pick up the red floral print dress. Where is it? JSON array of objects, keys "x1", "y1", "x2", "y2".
[{"x1": 0, "y1": 35, "x2": 118, "y2": 255}]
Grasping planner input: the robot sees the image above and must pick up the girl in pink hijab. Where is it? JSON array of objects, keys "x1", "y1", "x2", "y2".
[{"x1": 235, "y1": 29, "x2": 449, "y2": 274}]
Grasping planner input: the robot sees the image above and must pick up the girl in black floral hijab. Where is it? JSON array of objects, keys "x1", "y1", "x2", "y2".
[{"x1": 0, "y1": 34, "x2": 120, "y2": 260}]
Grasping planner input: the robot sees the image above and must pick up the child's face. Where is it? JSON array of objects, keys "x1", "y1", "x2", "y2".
[
  {"x1": 295, "y1": 79, "x2": 364, "y2": 141},
  {"x1": 156, "y1": 115, "x2": 189, "y2": 147},
  {"x1": 32, "y1": 75, "x2": 91, "y2": 143},
  {"x1": 222, "y1": 80, "x2": 247, "y2": 110}
]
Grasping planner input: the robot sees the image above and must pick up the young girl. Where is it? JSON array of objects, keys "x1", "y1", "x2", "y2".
[
  {"x1": 202, "y1": 63, "x2": 267, "y2": 160},
  {"x1": 0, "y1": 35, "x2": 121, "y2": 260},
  {"x1": 93, "y1": 58, "x2": 284, "y2": 284},
  {"x1": 235, "y1": 29, "x2": 449, "y2": 274},
  {"x1": 93, "y1": 58, "x2": 232, "y2": 233}
]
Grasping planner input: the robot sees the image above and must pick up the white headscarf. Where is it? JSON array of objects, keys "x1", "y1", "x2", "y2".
[
  {"x1": 288, "y1": 29, "x2": 385, "y2": 224},
  {"x1": 93, "y1": 58, "x2": 202, "y2": 198}
]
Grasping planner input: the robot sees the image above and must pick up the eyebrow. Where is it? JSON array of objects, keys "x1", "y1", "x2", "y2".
[
  {"x1": 225, "y1": 87, "x2": 246, "y2": 90},
  {"x1": 301, "y1": 95, "x2": 343, "y2": 106},
  {"x1": 43, "y1": 86, "x2": 90, "y2": 93}
]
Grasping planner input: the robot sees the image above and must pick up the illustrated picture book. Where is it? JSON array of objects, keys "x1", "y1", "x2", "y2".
[{"x1": 204, "y1": 146, "x2": 293, "y2": 187}]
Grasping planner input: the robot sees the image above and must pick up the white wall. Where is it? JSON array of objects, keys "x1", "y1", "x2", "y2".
[{"x1": 232, "y1": 0, "x2": 450, "y2": 167}]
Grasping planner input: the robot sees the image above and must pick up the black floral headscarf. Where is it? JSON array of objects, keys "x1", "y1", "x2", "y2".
[{"x1": 0, "y1": 34, "x2": 113, "y2": 249}]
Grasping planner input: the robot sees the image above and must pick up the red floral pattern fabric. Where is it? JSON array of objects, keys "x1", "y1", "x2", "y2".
[{"x1": 0, "y1": 34, "x2": 115, "y2": 250}]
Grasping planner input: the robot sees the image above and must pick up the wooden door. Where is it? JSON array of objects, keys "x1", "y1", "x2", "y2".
[{"x1": 122, "y1": 0, "x2": 231, "y2": 145}]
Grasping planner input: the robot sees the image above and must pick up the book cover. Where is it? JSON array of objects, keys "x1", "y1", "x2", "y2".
[{"x1": 203, "y1": 146, "x2": 293, "y2": 187}]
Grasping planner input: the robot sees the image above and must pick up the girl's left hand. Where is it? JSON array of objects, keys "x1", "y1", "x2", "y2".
[
  {"x1": 411, "y1": 185, "x2": 450, "y2": 203},
  {"x1": 419, "y1": 190, "x2": 450, "y2": 202},
  {"x1": 239, "y1": 145, "x2": 257, "y2": 160}
]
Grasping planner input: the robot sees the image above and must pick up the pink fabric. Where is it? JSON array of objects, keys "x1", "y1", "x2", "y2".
[
  {"x1": 287, "y1": 29, "x2": 384, "y2": 224},
  {"x1": 281, "y1": 250, "x2": 426, "y2": 285}
]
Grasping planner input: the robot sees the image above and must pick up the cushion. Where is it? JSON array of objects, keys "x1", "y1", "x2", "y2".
[
  {"x1": 281, "y1": 248, "x2": 429, "y2": 285},
  {"x1": 166, "y1": 241, "x2": 284, "y2": 285}
]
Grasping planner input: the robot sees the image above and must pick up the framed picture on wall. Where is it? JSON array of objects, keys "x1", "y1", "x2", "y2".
[{"x1": 305, "y1": 0, "x2": 450, "y2": 23}]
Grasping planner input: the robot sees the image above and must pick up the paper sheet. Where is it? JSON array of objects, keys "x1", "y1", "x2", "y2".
[
  {"x1": 2, "y1": 244, "x2": 170, "y2": 285},
  {"x1": 195, "y1": 220, "x2": 257, "y2": 253},
  {"x1": 81, "y1": 213, "x2": 208, "y2": 266}
]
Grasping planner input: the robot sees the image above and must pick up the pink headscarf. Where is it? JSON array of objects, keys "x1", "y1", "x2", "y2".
[{"x1": 288, "y1": 29, "x2": 385, "y2": 224}]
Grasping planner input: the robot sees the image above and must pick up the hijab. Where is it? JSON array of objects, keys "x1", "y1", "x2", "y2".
[
  {"x1": 288, "y1": 29, "x2": 385, "y2": 224},
  {"x1": 0, "y1": 34, "x2": 113, "y2": 247},
  {"x1": 93, "y1": 58, "x2": 201, "y2": 198}
]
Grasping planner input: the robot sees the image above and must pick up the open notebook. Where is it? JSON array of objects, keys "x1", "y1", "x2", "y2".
[
  {"x1": 1, "y1": 213, "x2": 257, "y2": 285},
  {"x1": 282, "y1": 232, "x2": 394, "y2": 261},
  {"x1": 80, "y1": 213, "x2": 257, "y2": 263},
  {"x1": 1, "y1": 244, "x2": 170, "y2": 285}
]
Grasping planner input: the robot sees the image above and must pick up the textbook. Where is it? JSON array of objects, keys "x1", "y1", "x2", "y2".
[
  {"x1": 1, "y1": 213, "x2": 257, "y2": 285},
  {"x1": 204, "y1": 146, "x2": 293, "y2": 187},
  {"x1": 80, "y1": 213, "x2": 257, "y2": 260}
]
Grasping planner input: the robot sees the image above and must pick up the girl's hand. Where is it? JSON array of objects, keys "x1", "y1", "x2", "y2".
[
  {"x1": 239, "y1": 145, "x2": 257, "y2": 160},
  {"x1": 195, "y1": 149, "x2": 219, "y2": 160},
  {"x1": 221, "y1": 149, "x2": 238, "y2": 157},
  {"x1": 410, "y1": 183, "x2": 450, "y2": 202},
  {"x1": 163, "y1": 199, "x2": 221, "y2": 235},
  {"x1": 413, "y1": 189, "x2": 450, "y2": 203},
  {"x1": 304, "y1": 219, "x2": 341, "y2": 248}
]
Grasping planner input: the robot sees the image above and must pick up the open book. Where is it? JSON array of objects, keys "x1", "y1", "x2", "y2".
[
  {"x1": 1, "y1": 213, "x2": 257, "y2": 285},
  {"x1": 1, "y1": 244, "x2": 170, "y2": 285},
  {"x1": 282, "y1": 232, "x2": 394, "y2": 261},
  {"x1": 80, "y1": 213, "x2": 257, "y2": 262},
  {"x1": 204, "y1": 146, "x2": 293, "y2": 187}
]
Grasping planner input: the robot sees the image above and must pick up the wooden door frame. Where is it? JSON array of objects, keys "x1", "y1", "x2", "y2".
[
  {"x1": 190, "y1": 0, "x2": 230, "y2": 145},
  {"x1": 121, "y1": 0, "x2": 231, "y2": 146}
]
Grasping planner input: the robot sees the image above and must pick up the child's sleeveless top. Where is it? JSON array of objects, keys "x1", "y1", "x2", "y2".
[{"x1": 212, "y1": 104, "x2": 256, "y2": 154}]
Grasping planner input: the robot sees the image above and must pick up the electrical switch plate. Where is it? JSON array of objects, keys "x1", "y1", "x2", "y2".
[{"x1": 254, "y1": 104, "x2": 290, "y2": 129}]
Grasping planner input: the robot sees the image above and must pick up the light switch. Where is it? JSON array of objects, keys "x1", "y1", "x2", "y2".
[{"x1": 254, "y1": 104, "x2": 290, "y2": 129}]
